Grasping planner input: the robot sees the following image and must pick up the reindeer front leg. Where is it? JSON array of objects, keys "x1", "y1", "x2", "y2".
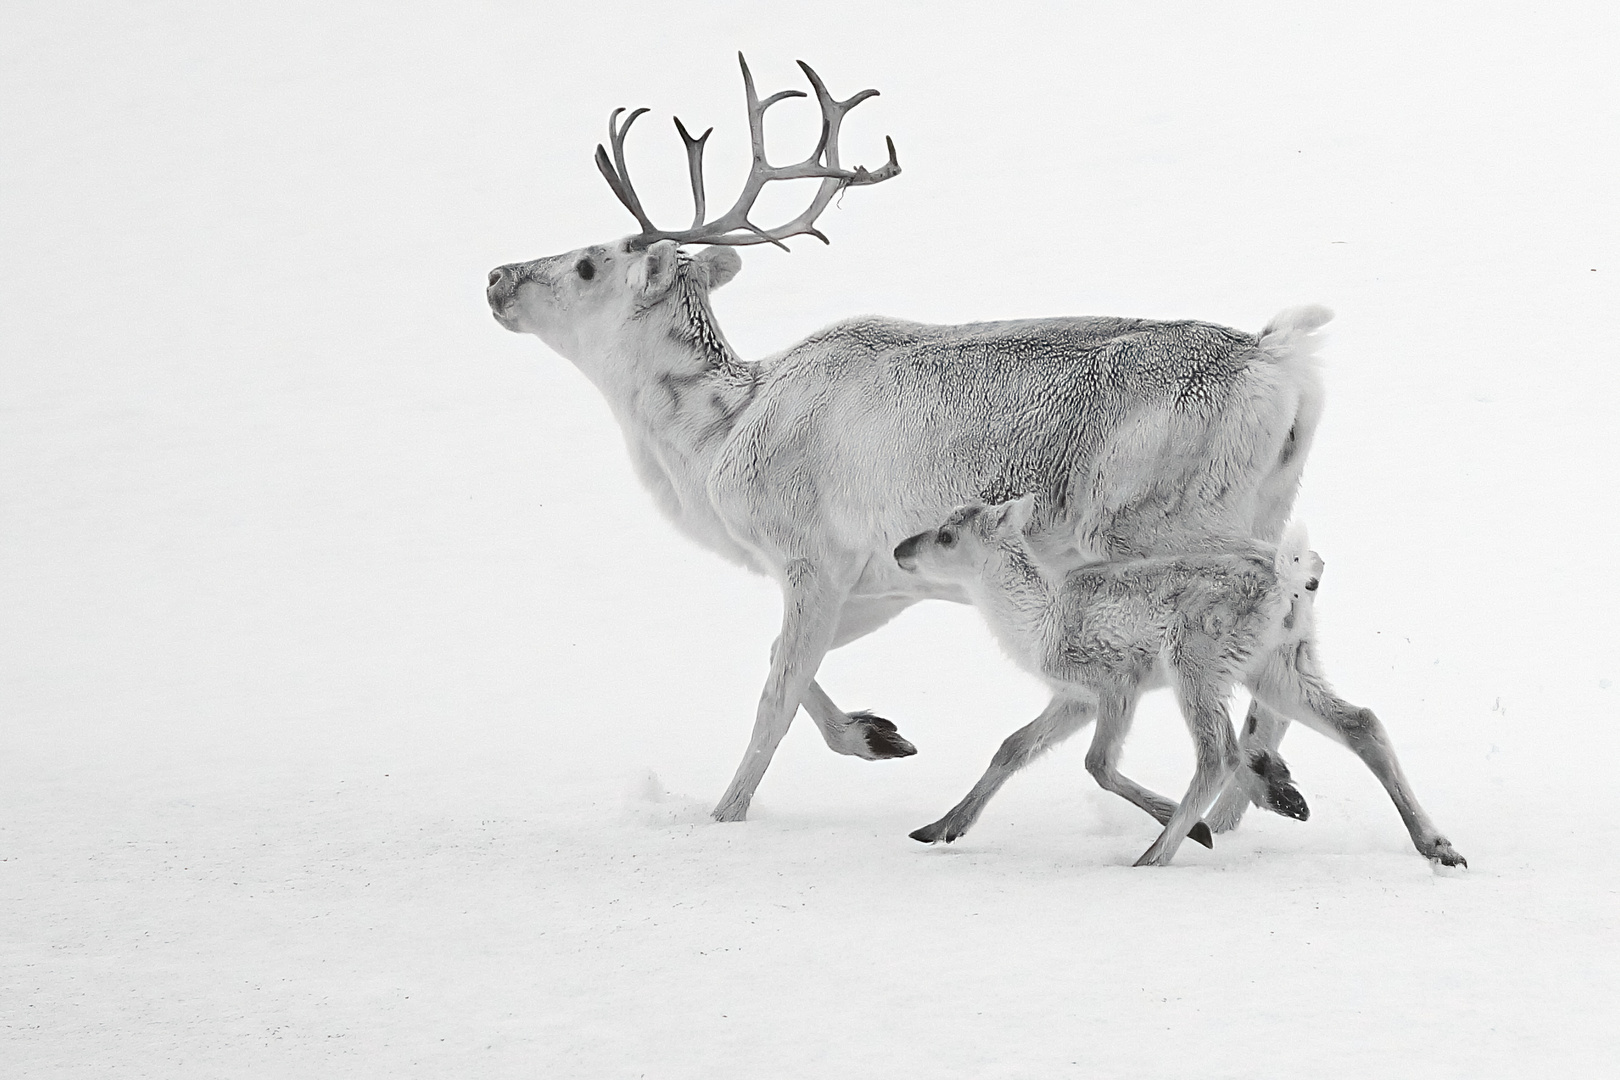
[
  {"x1": 712, "y1": 559, "x2": 854, "y2": 822},
  {"x1": 799, "y1": 596, "x2": 920, "y2": 760}
]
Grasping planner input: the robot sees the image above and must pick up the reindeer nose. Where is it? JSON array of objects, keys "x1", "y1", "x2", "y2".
[
  {"x1": 487, "y1": 266, "x2": 517, "y2": 313},
  {"x1": 487, "y1": 266, "x2": 519, "y2": 322}
]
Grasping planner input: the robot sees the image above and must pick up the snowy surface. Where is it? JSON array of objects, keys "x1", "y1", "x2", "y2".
[{"x1": 4, "y1": 3, "x2": 1618, "y2": 1076}]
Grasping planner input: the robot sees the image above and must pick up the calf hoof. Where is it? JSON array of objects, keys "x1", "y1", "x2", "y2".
[
  {"x1": 1264, "y1": 782, "x2": 1310, "y2": 822},
  {"x1": 1251, "y1": 751, "x2": 1310, "y2": 822},
  {"x1": 851, "y1": 710, "x2": 918, "y2": 759},
  {"x1": 1427, "y1": 840, "x2": 1468, "y2": 869},
  {"x1": 1187, "y1": 822, "x2": 1214, "y2": 849},
  {"x1": 909, "y1": 819, "x2": 961, "y2": 844}
]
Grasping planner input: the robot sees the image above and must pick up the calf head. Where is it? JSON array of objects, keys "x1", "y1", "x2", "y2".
[{"x1": 895, "y1": 495, "x2": 1039, "y2": 580}]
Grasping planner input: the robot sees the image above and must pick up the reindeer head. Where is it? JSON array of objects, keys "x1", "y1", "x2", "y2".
[
  {"x1": 487, "y1": 240, "x2": 741, "y2": 361},
  {"x1": 894, "y1": 495, "x2": 1040, "y2": 580},
  {"x1": 488, "y1": 54, "x2": 899, "y2": 375}
]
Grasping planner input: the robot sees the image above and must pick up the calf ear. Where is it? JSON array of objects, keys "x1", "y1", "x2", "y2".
[
  {"x1": 694, "y1": 246, "x2": 742, "y2": 291},
  {"x1": 1002, "y1": 493, "x2": 1039, "y2": 534},
  {"x1": 630, "y1": 239, "x2": 681, "y2": 299}
]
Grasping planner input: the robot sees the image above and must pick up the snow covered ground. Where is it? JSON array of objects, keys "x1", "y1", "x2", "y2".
[{"x1": 4, "y1": 3, "x2": 1618, "y2": 1076}]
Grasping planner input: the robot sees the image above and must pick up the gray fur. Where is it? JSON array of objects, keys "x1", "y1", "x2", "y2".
[
  {"x1": 488, "y1": 237, "x2": 1328, "y2": 821},
  {"x1": 899, "y1": 499, "x2": 1465, "y2": 868}
]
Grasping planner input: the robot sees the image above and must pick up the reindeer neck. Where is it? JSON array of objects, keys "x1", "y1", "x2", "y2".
[
  {"x1": 968, "y1": 542, "x2": 1063, "y2": 669},
  {"x1": 581, "y1": 271, "x2": 763, "y2": 567},
  {"x1": 607, "y1": 272, "x2": 758, "y2": 466}
]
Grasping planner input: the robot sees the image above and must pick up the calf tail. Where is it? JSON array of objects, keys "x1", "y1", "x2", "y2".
[{"x1": 1274, "y1": 521, "x2": 1317, "y2": 598}]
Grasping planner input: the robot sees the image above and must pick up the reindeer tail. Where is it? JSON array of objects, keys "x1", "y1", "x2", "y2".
[{"x1": 1258, "y1": 305, "x2": 1334, "y2": 359}]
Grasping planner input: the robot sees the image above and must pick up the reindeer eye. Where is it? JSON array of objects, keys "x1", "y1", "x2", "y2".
[
  {"x1": 576, "y1": 258, "x2": 595, "y2": 280},
  {"x1": 938, "y1": 529, "x2": 956, "y2": 547}
]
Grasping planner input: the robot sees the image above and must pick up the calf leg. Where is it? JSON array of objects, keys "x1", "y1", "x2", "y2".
[
  {"x1": 1135, "y1": 676, "x2": 1240, "y2": 866},
  {"x1": 910, "y1": 694, "x2": 1094, "y2": 844},
  {"x1": 1250, "y1": 643, "x2": 1466, "y2": 867},
  {"x1": 1084, "y1": 689, "x2": 1214, "y2": 849},
  {"x1": 1206, "y1": 700, "x2": 1309, "y2": 832}
]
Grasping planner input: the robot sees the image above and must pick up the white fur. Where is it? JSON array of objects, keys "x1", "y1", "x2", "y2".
[{"x1": 488, "y1": 236, "x2": 1329, "y2": 821}]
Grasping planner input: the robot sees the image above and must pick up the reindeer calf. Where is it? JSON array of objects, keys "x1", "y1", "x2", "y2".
[{"x1": 895, "y1": 496, "x2": 1465, "y2": 867}]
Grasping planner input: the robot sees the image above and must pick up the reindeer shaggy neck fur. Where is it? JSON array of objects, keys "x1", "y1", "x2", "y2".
[{"x1": 621, "y1": 261, "x2": 757, "y2": 506}]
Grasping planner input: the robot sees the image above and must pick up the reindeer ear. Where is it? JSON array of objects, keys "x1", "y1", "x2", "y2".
[
  {"x1": 693, "y1": 246, "x2": 742, "y2": 291},
  {"x1": 630, "y1": 239, "x2": 681, "y2": 298}
]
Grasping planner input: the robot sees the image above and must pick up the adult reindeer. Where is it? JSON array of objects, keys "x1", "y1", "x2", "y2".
[{"x1": 488, "y1": 55, "x2": 1329, "y2": 835}]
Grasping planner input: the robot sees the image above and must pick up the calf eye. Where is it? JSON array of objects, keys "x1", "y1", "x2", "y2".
[
  {"x1": 938, "y1": 529, "x2": 956, "y2": 547},
  {"x1": 576, "y1": 258, "x2": 595, "y2": 280}
]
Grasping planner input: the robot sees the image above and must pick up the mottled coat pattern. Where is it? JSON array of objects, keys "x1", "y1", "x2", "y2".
[{"x1": 898, "y1": 498, "x2": 1464, "y2": 867}]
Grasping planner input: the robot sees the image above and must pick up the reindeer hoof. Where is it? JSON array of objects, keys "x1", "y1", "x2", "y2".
[
  {"x1": 1187, "y1": 822, "x2": 1214, "y2": 849},
  {"x1": 852, "y1": 710, "x2": 897, "y2": 733},
  {"x1": 851, "y1": 710, "x2": 917, "y2": 758}
]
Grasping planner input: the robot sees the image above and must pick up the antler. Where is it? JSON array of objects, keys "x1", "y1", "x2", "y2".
[{"x1": 593, "y1": 53, "x2": 901, "y2": 249}]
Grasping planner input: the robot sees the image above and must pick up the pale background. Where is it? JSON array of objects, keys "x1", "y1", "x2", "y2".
[{"x1": 4, "y1": 2, "x2": 1617, "y2": 1076}]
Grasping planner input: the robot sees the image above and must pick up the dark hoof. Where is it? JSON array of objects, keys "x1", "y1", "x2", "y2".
[
  {"x1": 910, "y1": 823, "x2": 948, "y2": 844},
  {"x1": 1251, "y1": 750, "x2": 1310, "y2": 821},
  {"x1": 1429, "y1": 841, "x2": 1467, "y2": 869},
  {"x1": 852, "y1": 710, "x2": 917, "y2": 758},
  {"x1": 1187, "y1": 821, "x2": 1214, "y2": 849},
  {"x1": 1265, "y1": 783, "x2": 1310, "y2": 822},
  {"x1": 850, "y1": 709, "x2": 897, "y2": 733}
]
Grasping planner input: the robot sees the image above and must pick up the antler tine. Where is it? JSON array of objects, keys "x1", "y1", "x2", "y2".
[
  {"x1": 595, "y1": 106, "x2": 656, "y2": 234},
  {"x1": 845, "y1": 135, "x2": 901, "y2": 186},
  {"x1": 673, "y1": 117, "x2": 713, "y2": 229},
  {"x1": 715, "y1": 60, "x2": 892, "y2": 247},
  {"x1": 596, "y1": 55, "x2": 899, "y2": 248},
  {"x1": 794, "y1": 61, "x2": 881, "y2": 169},
  {"x1": 739, "y1": 52, "x2": 806, "y2": 168}
]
